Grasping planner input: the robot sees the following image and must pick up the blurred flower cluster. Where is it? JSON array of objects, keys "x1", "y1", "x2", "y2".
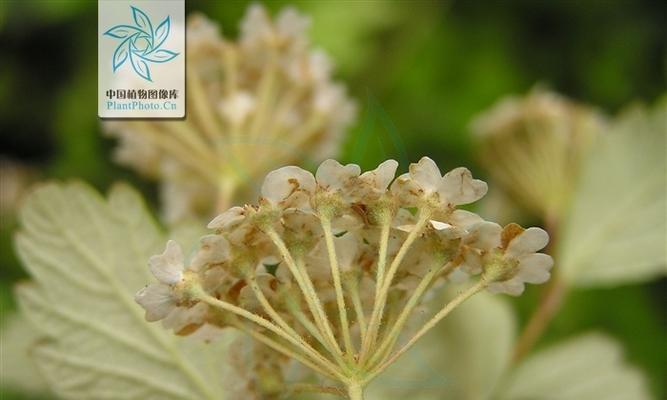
[
  {"x1": 136, "y1": 157, "x2": 552, "y2": 397},
  {"x1": 472, "y1": 87, "x2": 606, "y2": 222},
  {"x1": 104, "y1": 4, "x2": 355, "y2": 223}
]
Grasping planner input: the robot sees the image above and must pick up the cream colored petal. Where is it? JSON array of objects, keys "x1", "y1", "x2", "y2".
[
  {"x1": 506, "y1": 227, "x2": 549, "y2": 258},
  {"x1": 189, "y1": 323, "x2": 227, "y2": 343},
  {"x1": 430, "y1": 220, "x2": 452, "y2": 230},
  {"x1": 409, "y1": 156, "x2": 442, "y2": 193},
  {"x1": 162, "y1": 303, "x2": 208, "y2": 331},
  {"x1": 334, "y1": 232, "x2": 359, "y2": 272},
  {"x1": 467, "y1": 221, "x2": 502, "y2": 251},
  {"x1": 390, "y1": 172, "x2": 422, "y2": 207},
  {"x1": 190, "y1": 235, "x2": 230, "y2": 270},
  {"x1": 461, "y1": 251, "x2": 484, "y2": 274},
  {"x1": 240, "y1": 3, "x2": 272, "y2": 45},
  {"x1": 448, "y1": 267, "x2": 471, "y2": 283},
  {"x1": 135, "y1": 283, "x2": 176, "y2": 322},
  {"x1": 276, "y1": 6, "x2": 310, "y2": 39},
  {"x1": 149, "y1": 240, "x2": 184, "y2": 285},
  {"x1": 449, "y1": 209, "x2": 484, "y2": 230},
  {"x1": 261, "y1": 166, "x2": 315, "y2": 205},
  {"x1": 207, "y1": 206, "x2": 246, "y2": 230},
  {"x1": 517, "y1": 253, "x2": 554, "y2": 284},
  {"x1": 315, "y1": 159, "x2": 360, "y2": 190},
  {"x1": 439, "y1": 167, "x2": 488, "y2": 205},
  {"x1": 430, "y1": 219, "x2": 466, "y2": 239},
  {"x1": 486, "y1": 279, "x2": 525, "y2": 296},
  {"x1": 360, "y1": 159, "x2": 398, "y2": 191}
]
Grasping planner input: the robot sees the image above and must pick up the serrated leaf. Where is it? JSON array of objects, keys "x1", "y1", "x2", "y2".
[
  {"x1": 497, "y1": 333, "x2": 653, "y2": 400},
  {"x1": 15, "y1": 181, "x2": 249, "y2": 400},
  {"x1": 559, "y1": 99, "x2": 667, "y2": 287},
  {"x1": 365, "y1": 287, "x2": 516, "y2": 400}
]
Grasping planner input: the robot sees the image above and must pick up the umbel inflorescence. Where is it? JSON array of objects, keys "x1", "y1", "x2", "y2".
[
  {"x1": 105, "y1": 5, "x2": 355, "y2": 223},
  {"x1": 136, "y1": 157, "x2": 553, "y2": 399}
]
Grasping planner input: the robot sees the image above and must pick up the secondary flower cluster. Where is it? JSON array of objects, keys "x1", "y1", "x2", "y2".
[
  {"x1": 136, "y1": 157, "x2": 553, "y2": 395},
  {"x1": 105, "y1": 5, "x2": 355, "y2": 222},
  {"x1": 471, "y1": 87, "x2": 605, "y2": 221}
]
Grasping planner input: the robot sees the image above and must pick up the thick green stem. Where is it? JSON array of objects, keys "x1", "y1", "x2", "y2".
[{"x1": 347, "y1": 382, "x2": 364, "y2": 400}]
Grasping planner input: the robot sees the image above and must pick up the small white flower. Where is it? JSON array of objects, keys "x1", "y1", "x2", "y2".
[
  {"x1": 219, "y1": 91, "x2": 256, "y2": 126},
  {"x1": 359, "y1": 160, "x2": 399, "y2": 193},
  {"x1": 483, "y1": 224, "x2": 553, "y2": 296},
  {"x1": 135, "y1": 283, "x2": 177, "y2": 322},
  {"x1": 190, "y1": 235, "x2": 231, "y2": 271},
  {"x1": 149, "y1": 240, "x2": 184, "y2": 285},
  {"x1": 261, "y1": 166, "x2": 315, "y2": 209},
  {"x1": 460, "y1": 221, "x2": 503, "y2": 274},
  {"x1": 315, "y1": 159, "x2": 361, "y2": 192},
  {"x1": 391, "y1": 156, "x2": 487, "y2": 209},
  {"x1": 137, "y1": 241, "x2": 188, "y2": 322}
]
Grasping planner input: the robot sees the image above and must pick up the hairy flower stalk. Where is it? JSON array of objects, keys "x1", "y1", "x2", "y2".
[
  {"x1": 104, "y1": 5, "x2": 355, "y2": 223},
  {"x1": 136, "y1": 157, "x2": 553, "y2": 399}
]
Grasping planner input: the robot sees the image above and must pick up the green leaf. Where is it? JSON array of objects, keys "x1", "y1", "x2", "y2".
[
  {"x1": 0, "y1": 313, "x2": 49, "y2": 395},
  {"x1": 15, "y1": 182, "x2": 248, "y2": 400},
  {"x1": 497, "y1": 333, "x2": 653, "y2": 400},
  {"x1": 558, "y1": 98, "x2": 667, "y2": 287},
  {"x1": 365, "y1": 287, "x2": 516, "y2": 400}
]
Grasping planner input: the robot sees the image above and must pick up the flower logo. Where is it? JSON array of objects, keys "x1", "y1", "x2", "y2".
[{"x1": 103, "y1": 6, "x2": 179, "y2": 82}]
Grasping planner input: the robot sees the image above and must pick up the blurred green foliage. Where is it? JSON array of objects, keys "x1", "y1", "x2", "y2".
[{"x1": 0, "y1": 0, "x2": 665, "y2": 398}]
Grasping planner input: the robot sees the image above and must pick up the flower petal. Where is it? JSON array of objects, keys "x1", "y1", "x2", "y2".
[
  {"x1": 449, "y1": 209, "x2": 484, "y2": 230},
  {"x1": 261, "y1": 166, "x2": 315, "y2": 205},
  {"x1": 207, "y1": 206, "x2": 246, "y2": 230},
  {"x1": 334, "y1": 232, "x2": 358, "y2": 271},
  {"x1": 430, "y1": 219, "x2": 466, "y2": 239},
  {"x1": 517, "y1": 253, "x2": 554, "y2": 284},
  {"x1": 135, "y1": 283, "x2": 176, "y2": 321},
  {"x1": 316, "y1": 159, "x2": 360, "y2": 191},
  {"x1": 461, "y1": 250, "x2": 484, "y2": 274},
  {"x1": 149, "y1": 240, "x2": 184, "y2": 284},
  {"x1": 439, "y1": 167, "x2": 488, "y2": 205},
  {"x1": 359, "y1": 159, "x2": 398, "y2": 191},
  {"x1": 506, "y1": 227, "x2": 549, "y2": 257},
  {"x1": 487, "y1": 279, "x2": 526, "y2": 296},
  {"x1": 190, "y1": 235, "x2": 230, "y2": 270},
  {"x1": 162, "y1": 302, "x2": 208, "y2": 331},
  {"x1": 467, "y1": 221, "x2": 502, "y2": 251},
  {"x1": 409, "y1": 157, "x2": 442, "y2": 193}
]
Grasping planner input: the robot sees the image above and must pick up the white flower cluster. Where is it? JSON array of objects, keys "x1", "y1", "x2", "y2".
[
  {"x1": 136, "y1": 157, "x2": 553, "y2": 394},
  {"x1": 105, "y1": 5, "x2": 355, "y2": 222}
]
